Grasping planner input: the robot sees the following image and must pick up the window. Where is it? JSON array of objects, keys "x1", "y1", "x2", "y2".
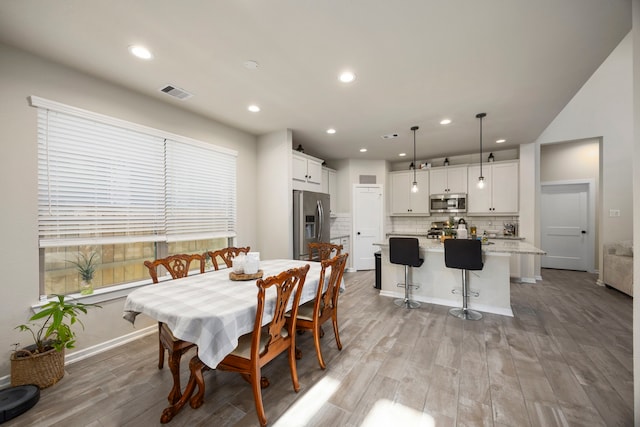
[{"x1": 33, "y1": 96, "x2": 237, "y2": 295}]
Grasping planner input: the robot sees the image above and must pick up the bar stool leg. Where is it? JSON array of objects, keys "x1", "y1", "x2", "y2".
[
  {"x1": 449, "y1": 269, "x2": 482, "y2": 320},
  {"x1": 394, "y1": 265, "x2": 420, "y2": 309}
]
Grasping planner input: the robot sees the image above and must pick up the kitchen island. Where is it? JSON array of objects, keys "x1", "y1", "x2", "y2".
[{"x1": 376, "y1": 238, "x2": 545, "y2": 317}]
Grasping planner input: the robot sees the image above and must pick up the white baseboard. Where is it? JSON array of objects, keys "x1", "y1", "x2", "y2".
[
  {"x1": 0, "y1": 325, "x2": 156, "y2": 389},
  {"x1": 65, "y1": 326, "x2": 156, "y2": 365}
]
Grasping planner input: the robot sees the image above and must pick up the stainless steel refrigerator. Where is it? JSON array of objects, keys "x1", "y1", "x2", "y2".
[{"x1": 293, "y1": 190, "x2": 330, "y2": 260}]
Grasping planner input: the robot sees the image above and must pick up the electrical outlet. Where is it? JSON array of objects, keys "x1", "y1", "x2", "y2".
[{"x1": 609, "y1": 209, "x2": 620, "y2": 217}]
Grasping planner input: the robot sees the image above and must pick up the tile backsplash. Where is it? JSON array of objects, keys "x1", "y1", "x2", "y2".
[
  {"x1": 330, "y1": 212, "x2": 518, "y2": 242},
  {"x1": 330, "y1": 213, "x2": 351, "y2": 238},
  {"x1": 387, "y1": 215, "x2": 519, "y2": 236}
]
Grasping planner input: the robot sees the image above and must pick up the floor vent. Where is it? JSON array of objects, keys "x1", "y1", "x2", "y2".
[{"x1": 159, "y1": 85, "x2": 193, "y2": 100}]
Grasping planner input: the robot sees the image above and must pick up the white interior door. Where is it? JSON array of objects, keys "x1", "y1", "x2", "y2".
[
  {"x1": 353, "y1": 185, "x2": 383, "y2": 270},
  {"x1": 540, "y1": 182, "x2": 591, "y2": 271}
]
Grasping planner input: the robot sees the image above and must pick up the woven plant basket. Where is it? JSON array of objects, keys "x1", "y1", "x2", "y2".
[{"x1": 10, "y1": 347, "x2": 65, "y2": 389}]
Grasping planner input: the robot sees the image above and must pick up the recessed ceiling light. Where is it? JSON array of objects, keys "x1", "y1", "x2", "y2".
[
  {"x1": 326, "y1": 128, "x2": 336, "y2": 134},
  {"x1": 243, "y1": 60, "x2": 259, "y2": 70},
  {"x1": 248, "y1": 105, "x2": 260, "y2": 113},
  {"x1": 496, "y1": 139, "x2": 506, "y2": 143},
  {"x1": 339, "y1": 71, "x2": 356, "y2": 83},
  {"x1": 128, "y1": 45, "x2": 153, "y2": 60},
  {"x1": 399, "y1": 153, "x2": 407, "y2": 157},
  {"x1": 359, "y1": 148, "x2": 367, "y2": 153},
  {"x1": 440, "y1": 119, "x2": 452, "y2": 125}
]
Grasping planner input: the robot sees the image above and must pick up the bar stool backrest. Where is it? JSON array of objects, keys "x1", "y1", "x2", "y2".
[
  {"x1": 444, "y1": 239, "x2": 484, "y2": 270},
  {"x1": 389, "y1": 237, "x2": 424, "y2": 267}
]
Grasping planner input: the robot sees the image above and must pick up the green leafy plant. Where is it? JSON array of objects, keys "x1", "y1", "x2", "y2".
[
  {"x1": 15, "y1": 295, "x2": 100, "y2": 354},
  {"x1": 68, "y1": 252, "x2": 99, "y2": 282}
]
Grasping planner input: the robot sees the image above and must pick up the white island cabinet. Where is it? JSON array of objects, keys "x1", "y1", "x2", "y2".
[
  {"x1": 377, "y1": 238, "x2": 545, "y2": 317},
  {"x1": 467, "y1": 160, "x2": 518, "y2": 214}
]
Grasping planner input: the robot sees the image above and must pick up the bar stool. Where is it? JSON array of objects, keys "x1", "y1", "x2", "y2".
[
  {"x1": 389, "y1": 237, "x2": 423, "y2": 309},
  {"x1": 444, "y1": 239, "x2": 484, "y2": 320}
]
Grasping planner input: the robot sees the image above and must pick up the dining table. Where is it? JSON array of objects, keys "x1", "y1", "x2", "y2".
[{"x1": 122, "y1": 258, "x2": 340, "y2": 422}]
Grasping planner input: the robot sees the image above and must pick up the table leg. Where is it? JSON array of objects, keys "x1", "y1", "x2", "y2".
[
  {"x1": 160, "y1": 355, "x2": 207, "y2": 423},
  {"x1": 166, "y1": 351, "x2": 182, "y2": 405}
]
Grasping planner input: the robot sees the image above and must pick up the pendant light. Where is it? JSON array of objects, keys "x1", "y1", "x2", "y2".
[
  {"x1": 410, "y1": 126, "x2": 419, "y2": 193},
  {"x1": 476, "y1": 113, "x2": 487, "y2": 189}
]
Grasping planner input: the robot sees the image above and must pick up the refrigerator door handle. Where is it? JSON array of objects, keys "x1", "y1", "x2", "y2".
[{"x1": 317, "y1": 199, "x2": 324, "y2": 241}]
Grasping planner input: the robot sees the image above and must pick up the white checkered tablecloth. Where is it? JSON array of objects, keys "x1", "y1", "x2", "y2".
[{"x1": 123, "y1": 259, "x2": 341, "y2": 369}]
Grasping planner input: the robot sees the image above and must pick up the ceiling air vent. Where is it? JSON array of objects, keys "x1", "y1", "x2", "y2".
[
  {"x1": 381, "y1": 133, "x2": 399, "y2": 139},
  {"x1": 159, "y1": 85, "x2": 193, "y2": 100}
]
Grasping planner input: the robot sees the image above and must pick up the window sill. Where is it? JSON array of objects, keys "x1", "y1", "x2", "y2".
[{"x1": 31, "y1": 279, "x2": 153, "y2": 312}]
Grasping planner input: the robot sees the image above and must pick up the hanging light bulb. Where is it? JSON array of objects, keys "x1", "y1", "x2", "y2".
[
  {"x1": 410, "y1": 126, "x2": 419, "y2": 193},
  {"x1": 476, "y1": 113, "x2": 487, "y2": 189}
]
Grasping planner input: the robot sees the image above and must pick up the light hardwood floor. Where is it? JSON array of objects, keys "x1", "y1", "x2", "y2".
[{"x1": 7, "y1": 268, "x2": 633, "y2": 426}]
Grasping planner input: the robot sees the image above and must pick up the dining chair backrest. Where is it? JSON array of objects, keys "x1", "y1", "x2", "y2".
[
  {"x1": 254, "y1": 264, "x2": 310, "y2": 359},
  {"x1": 144, "y1": 254, "x2": 206, "y2": 284},
  {"x1": 292, "y1": 253, "x2": 348, "y2": 369},
  {"x1": 316, "y1": 253, "x2": 349, "y2": 319},
  {"x1": 206, "y1": 246, "x2": 251, "y2": 270},
  {"x1": 308, "y1": 242, "x2": 343, "y2": 262}
]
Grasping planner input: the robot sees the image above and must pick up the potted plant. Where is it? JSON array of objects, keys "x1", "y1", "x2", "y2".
[
  {"x1": 69, "y1": 251, "x2": 98, "y2": 295},
  {"x1": 11, "y1": 295, "x2": 100, "y2": 388}
]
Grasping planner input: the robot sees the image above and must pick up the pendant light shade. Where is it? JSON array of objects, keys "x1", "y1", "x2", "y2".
[
  {"x1": 476, "y1": 113, "x2": 486, "y2": 189},
  {"x1": 410, "y1": 126, "x2": 419, "y2": 193}
]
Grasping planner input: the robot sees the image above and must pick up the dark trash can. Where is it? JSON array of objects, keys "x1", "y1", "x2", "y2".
[{"x1": 374, "y1": 251, "x2": 381, "y2": 289}]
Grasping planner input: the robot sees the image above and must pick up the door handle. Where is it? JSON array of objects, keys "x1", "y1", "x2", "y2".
[
  {"x1": 581, "y1": 230, "x2": 587, "y2": 234},
  {"x1": 357, "y1": 232, "x2": 361, "y2": 235}
]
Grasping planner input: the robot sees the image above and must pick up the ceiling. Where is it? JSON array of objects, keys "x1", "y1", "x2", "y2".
[{"x1": 0, "y1": 1, "x2": 631, "y2": 162}]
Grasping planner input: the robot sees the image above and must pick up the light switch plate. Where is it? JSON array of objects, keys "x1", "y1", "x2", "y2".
[{"x1": 609, "y1": 209, "x2": 620, "y2": 217}]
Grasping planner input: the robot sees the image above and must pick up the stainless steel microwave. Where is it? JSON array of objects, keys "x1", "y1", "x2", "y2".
[{"x1": 429, "y1": 193, "x2": 467, "y2": 213}]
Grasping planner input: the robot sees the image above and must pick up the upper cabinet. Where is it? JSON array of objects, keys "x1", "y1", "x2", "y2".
[
  {"x1": 292, "y1": 151, "x2": 323, "y2": 191},
  {"x1": 390, "y1": 170, "x2": 430, "y2": 215},
  {"x1": 321, "y1": 166, "x2": 338, "y2": 213},
  {"x1": 467, "y1": 161, "x2": 519, "y2": 214},
  {"x1": 429, "y1": 166, "x2": 468, "y2": 195}
]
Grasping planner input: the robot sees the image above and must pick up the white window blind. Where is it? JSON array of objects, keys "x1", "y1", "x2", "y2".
[
  {"x1": 35, "y1": 97, "x2": 237, "y2": 248},
  {"x1": 165, "y1": 139, "x2": 237, "y2": 242}
]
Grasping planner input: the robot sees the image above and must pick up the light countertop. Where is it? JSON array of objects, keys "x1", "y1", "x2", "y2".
[
  {"x1": 377, "y1": 237, "x2": 545, "y2": 255},
  {"x1": 331, "y1": 234, "x2": 349, "y2": 240},
  {"x1": 386, "y1": 232, "x2": 524, "y2": 241}
]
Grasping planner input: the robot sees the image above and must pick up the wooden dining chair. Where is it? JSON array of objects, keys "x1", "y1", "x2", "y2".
[
  {"x1": 289, "y1": 253, "x2": 348, "y2": 369},
  {"x1": 184, "y1": 264, "x2": 310, "y2": 427},
  {"x1": 206, "y1": 246, "x2": 251, "y2": 270},
  {"x1": 143, "y1": 253, "x2": 205, "y2": 404},
  {"x1": 307, "y1": 242, "x2": 343, "y2": 262}
]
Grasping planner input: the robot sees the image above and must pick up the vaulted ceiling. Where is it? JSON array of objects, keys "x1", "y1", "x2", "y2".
[{"x1": 0, "y1": 0, "x2": 631, "y2": 162}]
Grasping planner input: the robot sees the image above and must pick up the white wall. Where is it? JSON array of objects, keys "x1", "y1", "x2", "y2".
[
  {"x1": 256, "y1": 129, "x2": 294, "y2": 259},
  {"x1": 0, "y1": 42, "x2": 258, "y2": 378},
  {"x1": 534, "y1": 33, "x2": 633, "y2": 247}
]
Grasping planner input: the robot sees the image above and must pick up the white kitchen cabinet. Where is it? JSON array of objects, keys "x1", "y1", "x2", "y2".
[
  {"x1": 321, "y1": 167, "x2": 338, "y2": 213},
  {"x1": 390, "y1": 170, "x2": 429, "y2": 214},
  {"x1": 467, "y1": 161, "x2": 519, "y2": 214},
  {"x1": 429, "y1": 166, "x2": 468, "y2": 195},
  {"x1": 331, "y1": 235, "x2": 351, "y2": 268},
  {"x1": 292, "y1": 151, "x2": 323, "y2": 191}
]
